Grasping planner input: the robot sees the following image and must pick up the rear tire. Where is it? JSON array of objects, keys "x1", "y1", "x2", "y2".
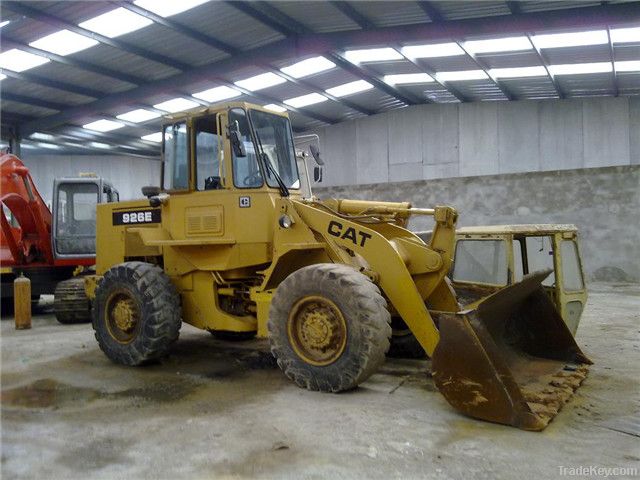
[
  {"x1": 54, "y1": 278, "x2": 91, "y2": 324},
  {"x1": 269, "y1": 264, "x2": 391, "y2": 393},
  {"x1": 93, "y1": 262, "x2": 181, "y2": 366}
]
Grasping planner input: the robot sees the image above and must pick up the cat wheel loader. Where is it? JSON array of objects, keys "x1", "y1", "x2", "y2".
[{"x1": 85, "y1": 102, "x2": 590, "y2": 431}]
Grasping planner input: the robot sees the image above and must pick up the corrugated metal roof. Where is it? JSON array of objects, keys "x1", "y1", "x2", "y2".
[
  {"x1": 274, "y1": 2, "x2": 361, "y2": 32},
  {"x1": 432, "y1": 1, "x2": 512, "y2": 20},
  {"x1": 181, "y1": 3, "x2": 286, "y2": 51},
  {"x1": 0, "y1": 0, "x2": 638, "y2": 157},
  {"x1": 71, "y1": 43, "x2": 180, "y2": 82},
  {"x1": 349, "y1": 1, "x2": 429, "y2": 27}
]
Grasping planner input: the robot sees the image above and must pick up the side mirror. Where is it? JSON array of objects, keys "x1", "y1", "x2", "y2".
[
  {"x1": 313, "y1": 166, "x2": 323, "y2": 183},
  {"x1": 142, "y1": 185, "x2": 161, "y2": 198},
  {"x1": 229, "y1": 121, "x2": 246, "y2": 157},
  {"x1": 309, "y1": 144, "x2": 324, "y2": 165}
]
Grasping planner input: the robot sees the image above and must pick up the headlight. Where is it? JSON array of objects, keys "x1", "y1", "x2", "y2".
[{"x1": 279, "y1": 214, "x2": 294, "y2": 228}]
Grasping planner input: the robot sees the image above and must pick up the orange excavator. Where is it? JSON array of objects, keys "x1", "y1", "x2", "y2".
[{"x1": 1, "y1": 153, "x2": 118, "y2": 323}]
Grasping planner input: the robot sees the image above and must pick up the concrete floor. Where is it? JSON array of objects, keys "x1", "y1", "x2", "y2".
[{"x1": 1, "y1": 283, "x2": 638, "y2": 480}]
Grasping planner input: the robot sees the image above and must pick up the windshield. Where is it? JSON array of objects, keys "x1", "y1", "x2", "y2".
[
  {"x1": 249, "y1": 109, "x2": 300, "y2": 189},
  {"x1": 230, "y1": 108, "x2": 262, "y2": 188}
]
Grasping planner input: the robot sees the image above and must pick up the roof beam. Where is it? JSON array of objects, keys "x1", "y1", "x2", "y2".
[
  {"x1": 606, "y1": 26, "x2": 619, "y2": 97},
  {"x1": 115, "y1": 0, "x2": 239, "y2": 55},
  {"x1": 526, "y1": 35, "x2": 564, "y2": 99},
  {"x1": 504, "y1": 1, "x2": 563, "y2": 98},
  {"x1": 416, "y1": 1, "x2": 444, "y2": 22},
  {"x1": 455, "y1": 41, "x2": 516, "y2": 100},
  {"x1": 227, "y1": 1, "x2": 420, "y2": 106},
  {"x1": 2, "y1": 1, "x2": 191, "y2": 71},
  {"x1": 120, "y1": 1, "x2": 372, "y2": 117},
  {"x1": 0, "y1": 68, "x2": 103, "y2": 99},
  {"x1": 333, "y1": 3, "x2": 465, "y2": 103},
  {"x1": 17, "y1": 2, "x2": 640, "y2": 134},
  {"x1": 2, "y1": 91, "x2": 69, "y2": 112},
  {"x1": 1, "y1": 36, "x2": 142, "y2": 86},
  {"x1": 329, "y1": 1, "x2": 375, "y2": 29},
  {"x1": 418, "y1": 2, "x2": 516, "y2": 100},
  {"x1": 326, "y1": 52, "x2": 422, "y2": 105},
  {"x1": 393, "y1": 46, "x2": 469, "y2": 102}
]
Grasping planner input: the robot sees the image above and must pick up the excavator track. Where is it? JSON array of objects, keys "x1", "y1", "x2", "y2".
[{"x1": 54, "y1": 277, "x2": 91, "y2": 324}]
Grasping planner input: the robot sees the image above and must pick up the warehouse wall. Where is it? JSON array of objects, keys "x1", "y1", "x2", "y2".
[
  {"x1": 311, "y1": 96, "x2": 639, "y2": 187},
  {"x1": 314, "y1": 165, "x2": 640, "y2": 282},
  {"x1": 18, "y1": 154, "x2": 161, "y2": 206}
]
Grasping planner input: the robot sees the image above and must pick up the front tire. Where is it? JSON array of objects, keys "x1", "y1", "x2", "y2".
[
  {"x1": 93, "y1": 262, "x2": 181, "y2": 366},
  {"x1": 269, "y1": 264, "x2": 391, "y2": 393}
]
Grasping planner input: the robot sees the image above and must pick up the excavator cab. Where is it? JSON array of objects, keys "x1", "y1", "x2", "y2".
[{"x1": 52, "y1": 177, "x2": 119, "y2": 259}]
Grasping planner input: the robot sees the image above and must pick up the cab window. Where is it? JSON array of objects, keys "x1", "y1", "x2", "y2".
[
  {"x1": 194, "y1": 115, "x2": 221, "y2": 190},
  {"x1": 249, "y1": 109, "x2": 300, "y2": 189},
  {"x1": 163, "y1": 122, "x2": 188, "y2": 190},
  {"x1": 452, "y1": 239, "x2": 508, "y2": 285},
  {"x1": 525, "y1": 236, "x2": 555, "y2": 286},
  {"x1": 230, "y1": 109, "x2": 262, "y2": 188},
  {"x1": 560, "y1": 240, "x2": 584, "y2": 291},
  {"x1": 55, "y1": 182, "x2": 99, "y2": 255}
]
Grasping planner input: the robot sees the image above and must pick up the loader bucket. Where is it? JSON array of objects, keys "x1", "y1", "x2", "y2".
[{"x1": 432, "y1": 270, "x2": 591, "y2": 431}]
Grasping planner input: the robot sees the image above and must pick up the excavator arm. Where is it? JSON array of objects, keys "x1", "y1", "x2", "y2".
[{"x1": 0, "y1": 154, "x2": 53, "y2": 266}]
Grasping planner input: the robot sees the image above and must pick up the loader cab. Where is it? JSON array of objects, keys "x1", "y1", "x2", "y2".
[
  {"x1": 448, "y1": 225, "x2": 587, "y2": 335},
  {"x1": 160, "y1": 104, "x2": 301, "y2": 197},
  {"x1": 52, "y1": 177, "x2": 118, "y2": 259}
]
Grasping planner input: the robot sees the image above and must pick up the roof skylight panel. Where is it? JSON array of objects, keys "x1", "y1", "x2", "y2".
[
  {"x1": 29, "y1": 30, "x2": 98, "y2": 56},
  {"x1": 79, "y1": 8, "x2": 153, "y2": 38}
]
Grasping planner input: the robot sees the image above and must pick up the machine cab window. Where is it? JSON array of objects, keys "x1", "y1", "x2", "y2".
[
  {"x1": 163, "y1": 122, "x2": 189, "y2": 191},
  {"x1": 55, "y1": 182, "x2": 99, "y2": 256},
  {"x1": 452, "y1": 239, "x2": 508, "y2": 286},
  {"x1": 230, "y1": 108, "x2": 262, "y2": 188},
  {"x1": 249, "y1": 109, "x2": 300, "y2": 190},
  {"x1": 194, "y1": 114, "x2": 222, "y2": 191}
]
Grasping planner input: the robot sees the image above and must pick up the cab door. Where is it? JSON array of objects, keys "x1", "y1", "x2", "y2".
[
  {"x1": 553, "y1": 233, "x2": 587, "y2": 335},
  {"x1": 164, "y1": 113, "x2": 227, "y2": 243},
  {"x1": 52, "y1": 179, "x2": 101, "y2": 258}
]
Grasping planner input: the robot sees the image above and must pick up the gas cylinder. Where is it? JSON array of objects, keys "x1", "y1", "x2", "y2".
[{"x1": 14, "y1": 273, "x2": 31, "y2": 330}]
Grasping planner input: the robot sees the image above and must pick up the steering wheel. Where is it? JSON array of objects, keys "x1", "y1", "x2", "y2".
[{"x1": 243, "y1": 171, "x2": 262, "y2": 186}]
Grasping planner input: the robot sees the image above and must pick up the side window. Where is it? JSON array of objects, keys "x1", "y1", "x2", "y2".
[
  {"x1": 512, "y1": 238, "x2": 524, "y2": 282},
  {"x1": 194, "y1": 115, "x2": 221, "y2": 190},
  {"x1": 163, "y1": 122, "x2": 188, "y2": 190},
  {"x1": 230, "y1": 108, "x2": 262, "y2": 188},
  {"x1": 560, "y1": 240, "x2": 584, "y2": 291},
  {"x1": 452, "y1": 239, "x2": 508, "y2": 285},
  {"x1": 525, "y1": 236, "x2": 555, "y2": 286}
]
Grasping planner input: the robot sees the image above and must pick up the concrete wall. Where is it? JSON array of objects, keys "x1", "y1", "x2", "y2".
[
  {"x1": 315, "y1": 165, "x2": 640, "y2": 282},
  {"x1": 312, "y1": 96, "x2": 639, "y2": 187},
  {"x1": 18, "y1": 154, "x2": 161, "y2": 206}
]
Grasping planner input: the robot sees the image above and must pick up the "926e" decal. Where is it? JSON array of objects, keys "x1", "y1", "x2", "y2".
[{"x1": 112, "y1": 209, "x2": 161, "y2": 226}]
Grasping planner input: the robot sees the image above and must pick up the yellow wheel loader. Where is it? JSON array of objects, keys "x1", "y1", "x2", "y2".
[{"x1": 86, "y1": 102, "x2": 590, "y2": 431}]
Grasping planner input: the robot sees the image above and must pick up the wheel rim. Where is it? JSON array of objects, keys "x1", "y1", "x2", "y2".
[
  {"x1": 287, "y1": 295, "x2": 347, "y2": 366},
  {"x1": 105, "y1": 288, "x2": 141, "y2": 344}
]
